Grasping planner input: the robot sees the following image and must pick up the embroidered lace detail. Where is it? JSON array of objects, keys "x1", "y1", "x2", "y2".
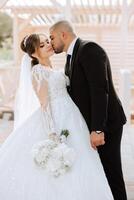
[{"x1": 32, "y1": 64, "x2": 69, "y2": 101}]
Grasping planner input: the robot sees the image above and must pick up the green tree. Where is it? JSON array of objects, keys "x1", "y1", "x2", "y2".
[{"x1": 0, "y1": 12, "x2": 12, "y2": 47}]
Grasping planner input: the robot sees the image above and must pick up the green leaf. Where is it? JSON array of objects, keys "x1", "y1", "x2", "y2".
[{"x1": 60, "y1": 129, "x2": 70, "y2": 138}]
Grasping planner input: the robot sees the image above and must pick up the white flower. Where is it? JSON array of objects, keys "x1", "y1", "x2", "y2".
[
  {"x1": 31, "y1": 131, "x2": 76, "y2": 177},
  {"x1": 60, "y1": 135, "x2": 67, "y2": 143}
]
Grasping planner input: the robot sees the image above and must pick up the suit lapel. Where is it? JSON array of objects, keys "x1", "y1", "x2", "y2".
[{"x1": 70, "y1": 38, "x2": 81, "y2": 82}]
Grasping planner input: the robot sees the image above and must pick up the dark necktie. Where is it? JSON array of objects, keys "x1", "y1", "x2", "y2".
[{"x1": 65, "y1": 54, "x2": 71, "y2": 78}]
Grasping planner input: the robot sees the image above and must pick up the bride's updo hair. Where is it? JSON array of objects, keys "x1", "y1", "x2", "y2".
[{"x1": 20, "y1": 34, "x2": 40, "y2": 66}]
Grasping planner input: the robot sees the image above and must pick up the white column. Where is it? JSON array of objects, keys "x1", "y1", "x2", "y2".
[
  {"x1": 120, "y1": 0, "x2": 128, "y2": 69},
  {"x1": 119, "y1": 69, "x2": 131, "y2": 125},
  {"x1": 64, "y1": 0, "x2": 71, "y2": 21},
  {"x1": 13, "y1": 13, "x2": 19, "y2": 65},
  {"x1": 119, "y1": 0, "x2": 131, "y2": 126}
]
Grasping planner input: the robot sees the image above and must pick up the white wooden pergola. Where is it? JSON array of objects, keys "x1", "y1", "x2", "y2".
[{"x1": 1, "y1": 0, "x2": 134, "y2": 67}]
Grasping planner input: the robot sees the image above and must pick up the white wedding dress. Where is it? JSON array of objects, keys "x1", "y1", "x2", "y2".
[{"x1": 0, "y1": 64, "x2": 113, "y2": 200}]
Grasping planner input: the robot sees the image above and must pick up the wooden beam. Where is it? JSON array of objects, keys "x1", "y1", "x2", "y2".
[
  {"x1": 4, "y1": 3, "x2": 134, "y2": 27},
  {"x1": 5, "y1": 6, "x2": 59, "y2": 14},
  {"x1": 31, "y1": 24, "x2": 122, "y2": 32},
  {"x1": 5, "y1": 5, "x2": 122, "y2": 15},
  {"x1": 72, "y1": 6, "x2": 121, "y2": 15}
]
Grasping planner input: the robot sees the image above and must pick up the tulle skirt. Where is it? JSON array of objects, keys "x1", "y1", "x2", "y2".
[{"x1": 0, "y1": 95, "x2": 113, "y2": 200}]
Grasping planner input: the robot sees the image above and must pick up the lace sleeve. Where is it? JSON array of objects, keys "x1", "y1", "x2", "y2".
[
  {"x1": 32, "y1": 66, "x2": 55, "y2": 133},
  {"x1": 32, "y1": 68, "x2": 49, "y2": 110}
]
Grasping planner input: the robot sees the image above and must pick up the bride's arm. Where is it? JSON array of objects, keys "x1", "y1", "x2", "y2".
[
  {"x1": 32, "y1": 67, "x2": 55, "y2": 132},
  {"x1": 31, "y1": 67, "x2": 49, "y2": 110},
  {"x1": 32, "y1": 75, "x2": 49, "y2": 110}
]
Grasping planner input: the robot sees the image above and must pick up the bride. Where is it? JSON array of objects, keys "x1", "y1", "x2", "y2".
[{"x1": 0, "y1": 33, "x2": 113, "y2": 200}]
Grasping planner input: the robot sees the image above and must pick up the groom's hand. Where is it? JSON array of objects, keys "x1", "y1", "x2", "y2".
[{"x1": 90, "y1": 131, "x2": 105, "y2": 150}]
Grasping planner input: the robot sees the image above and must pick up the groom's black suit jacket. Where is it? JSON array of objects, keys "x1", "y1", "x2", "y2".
[{"x1": 65, "y1": 38, "x2": 126, "y2": 132}]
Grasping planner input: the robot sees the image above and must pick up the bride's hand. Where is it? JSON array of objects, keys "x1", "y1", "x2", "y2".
[{"x1": 90, "y1": 131, "x2": 105, "y2": 150}]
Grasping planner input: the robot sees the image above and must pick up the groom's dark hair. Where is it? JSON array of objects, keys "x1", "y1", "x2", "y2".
[{"x1": 50, "y1": 20, "x2": 75, "y2": 34}]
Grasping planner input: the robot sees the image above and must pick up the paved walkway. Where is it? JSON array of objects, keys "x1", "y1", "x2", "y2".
[
  {"x1": 0, "y1": 119, "x2": 134, "y2": 199},
  {"x1": 122, "y1": 125, "x2": 134, "y2": 200}
]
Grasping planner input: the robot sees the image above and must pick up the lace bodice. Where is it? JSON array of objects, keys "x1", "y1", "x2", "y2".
[
  {"x1": 32, "y1": 64, "x2": 69, "y2": 102},
  {"x1": 32, "y1": 64, "x2": 70, "y2": 133}
]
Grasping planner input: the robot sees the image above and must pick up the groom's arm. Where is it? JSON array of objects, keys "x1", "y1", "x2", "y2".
[{"x1": 80, "y1": 42, "x2": 109, "y2": 133}]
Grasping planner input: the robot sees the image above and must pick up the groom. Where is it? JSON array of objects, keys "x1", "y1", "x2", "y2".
[{"x1": 49, "y1": 20, "x2": 127, "y2": 200}]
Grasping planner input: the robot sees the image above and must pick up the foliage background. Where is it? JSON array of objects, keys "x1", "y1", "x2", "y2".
[{"x1": 0, "y1": 12, "x2": 13, "y2": 62}]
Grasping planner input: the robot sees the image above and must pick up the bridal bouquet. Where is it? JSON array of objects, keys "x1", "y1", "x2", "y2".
[{"x1": 32, "y1": 130, "x2": 76, "y2": 177}]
